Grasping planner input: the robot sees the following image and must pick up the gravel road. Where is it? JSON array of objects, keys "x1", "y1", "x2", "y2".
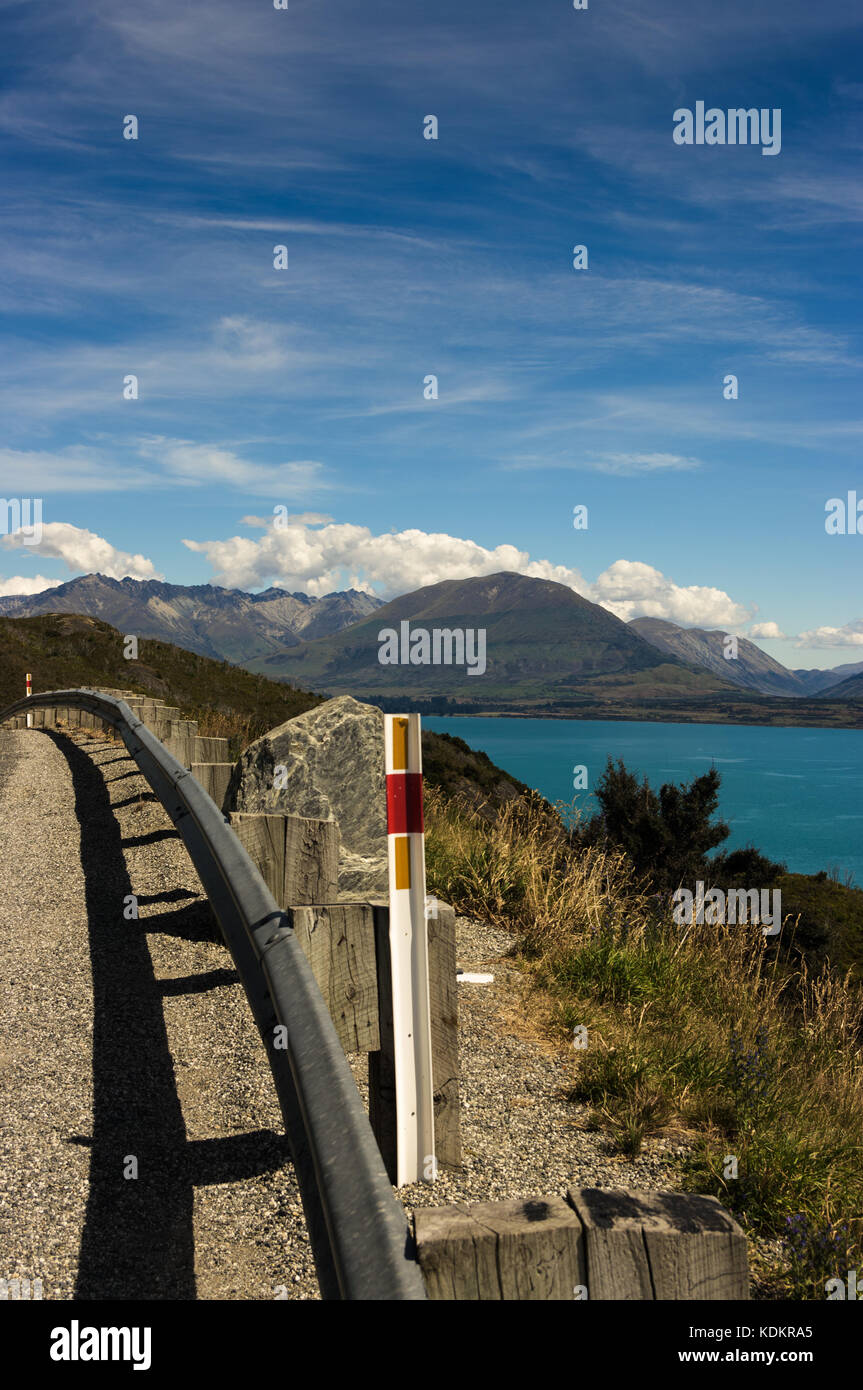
[
  {"x1": 1, "y1": 726, "x2": 315, "y2": 1301},
  {"x1": 1, "y1": 725, "x2": 692, "y2": 1302}
]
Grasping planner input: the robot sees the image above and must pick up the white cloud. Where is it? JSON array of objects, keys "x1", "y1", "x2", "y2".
[
  {"x1": 184, "y1": 519, "x2": 580, "y2": 599},
  {"x1": 590, "y1": 559, "x2": 750, "y2": 627},
  {"x1": 506, "y1": 450, "x2": 704, "y2": 474},
  {"x1": 0, "y1": 573, "x2": 65, "y2": 597},
  {"x1": 749, "y1": 621, "x2": 787, "y2": 639},
  {"x1": 796, "y1": 620, "x2": 863, "y2": 649},
  {"x1": 1, "y1": 522, "x2": 162, "y2": 581},
  {"x1": 240, "y1": 511, "x2": 334, "y2": 529},
  {"x1": 183, "y1": 515, "x2": 748, "y2": 627}
]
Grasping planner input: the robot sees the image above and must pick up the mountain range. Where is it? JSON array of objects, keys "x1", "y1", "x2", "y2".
[
  {"x1": 1, "y1": 570, "x2": 860, "y2": 718},
  {"x1": 0, "y1": 574, "x2": 384, "y2": 664},
  {"x1": 825, "y1": 670, "x2": 863, "y2": 701},
  {"x1": 246, "y1": 571, "x2": 734, "y2": 705},
  {"x1": 629, "y1": 616, "x2": 863, "y2": 698}
]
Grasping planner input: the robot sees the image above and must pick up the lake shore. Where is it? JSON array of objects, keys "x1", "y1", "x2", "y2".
[{"x1": 374, "y1": 694, "x2": 863, "y2": 730}]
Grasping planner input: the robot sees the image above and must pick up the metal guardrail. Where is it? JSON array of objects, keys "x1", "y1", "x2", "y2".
[{"x1": 0, "y1": 689, "x2": 427, "y2": 1301}]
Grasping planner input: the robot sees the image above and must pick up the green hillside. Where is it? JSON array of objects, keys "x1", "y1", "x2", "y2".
[
  {"x1": 0, "y1": 613, "x2": 323, "y2": 727},
  {"x1": 823, "y1": 670, "x2": 863, "y2": 701},
  {"x1": 0, "y1": 612, "x2": 528, "y2": 809}
]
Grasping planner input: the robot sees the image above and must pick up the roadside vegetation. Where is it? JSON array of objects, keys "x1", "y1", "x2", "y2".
[{"x1": 424, "y1": 762, "x2": 863, "y2": 1300}]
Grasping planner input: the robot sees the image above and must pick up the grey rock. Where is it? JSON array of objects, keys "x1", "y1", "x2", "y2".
[{"x1": 227, "y1": 695, "x2": 388, "y2": 897}]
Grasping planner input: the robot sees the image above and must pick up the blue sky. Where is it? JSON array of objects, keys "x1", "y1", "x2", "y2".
[{"x1": 1, "y1": 0, "x2": 861, "y2": 669}]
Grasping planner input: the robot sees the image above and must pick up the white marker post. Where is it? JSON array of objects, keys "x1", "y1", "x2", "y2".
[
  {"x1": 384, "y1": 714, "x2": 436, "y2": 1185},
  {"x1": 25, "y1": 672, "x2": 32, "y2": 728}
]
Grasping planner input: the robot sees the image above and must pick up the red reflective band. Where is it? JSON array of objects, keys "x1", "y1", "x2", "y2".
[{"x1": 386, "y1": 772, "x2": 424, "y2": 835}]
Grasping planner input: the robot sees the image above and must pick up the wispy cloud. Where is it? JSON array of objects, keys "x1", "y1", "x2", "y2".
[
  {"x1": 508, "y1": 451, "x2": 703, "y2": 475},
  {"x1": 796, "y1": 620, "x2": 863, "y2": 649},
  {"x1": 0, "y1": 440, "x2": 330, "y2": 497}
]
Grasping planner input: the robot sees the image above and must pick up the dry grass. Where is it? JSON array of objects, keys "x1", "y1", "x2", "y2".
[
  {"x1": 424, "y1": 787, "x2": 863, "y2": 1298},
  {"x1": 182, "y1": 707, "x2": 266, "y2": 761}
]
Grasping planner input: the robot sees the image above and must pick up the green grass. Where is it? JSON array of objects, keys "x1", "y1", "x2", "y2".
[{"x1": 425, "y1": 787, "x2": 863, "y2": 1298}]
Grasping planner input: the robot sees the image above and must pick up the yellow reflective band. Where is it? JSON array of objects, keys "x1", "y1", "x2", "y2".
[
  {"x1": 392, "y1": 717, "x2": 409, "y2": 771},
  {"x1": 394, "y1": 835, "x2": 411, "y2": 889}
]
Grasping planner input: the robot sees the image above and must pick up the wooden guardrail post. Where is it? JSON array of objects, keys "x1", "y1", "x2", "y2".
[
  {"x1": 415, "y1": 1197, "x2": 586, "y2": 1300},
  {"x1": 427, "y1": 902, "x2": 461, "y2": 1172},
  {"x1": 194, "y1": 735, "x2": 230, "y2": 763},
  {"x1": 192, "y1": 763, "x2": 233, "y2": 812},
  {"x1": 414, "y1": 1188, "x2": 748, "y2": 1300},
  {"x1": 280, "y1": 904, "x2": 380, "y2": 1053},
  {"x1": 369, "y1": 903, "x2": 398, "y2": 1182},
  {"x1": 229, "y1": 812, "x2": 340, "y2": 904},
  {"x1": 566, "y1": 1187, "x2": 748, "y2": 1299}
]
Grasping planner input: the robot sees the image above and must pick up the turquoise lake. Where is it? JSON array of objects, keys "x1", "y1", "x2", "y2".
[{"x1": 424, "y1": 717, "x2": 863, "y2": 885}]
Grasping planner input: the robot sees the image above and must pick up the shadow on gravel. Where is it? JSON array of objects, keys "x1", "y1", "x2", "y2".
[
  {"x1": 122, "y1": 827, "x2": 179, "y2": 849},
  {"x1": 159, "y1": 969, "x2": 239, "y2": 997},
  {"x1": 112, "y1": 791, "x2": 159, "y2": 810},
  {"x1": 136, "y1": 888, "x2": 198, "y2": 906},
  {"x1": 50, "y1": 733, "x2": 283, "y2": 1301},
  {"x1": 145, "y1": 899, "x2": 221, "y2": 944},
  {"x1": 51, "y1": 731, "x2": 197, "y2": 1300},
  {"x1": 187, "y1": 1131, "x2": 289, "y2": 1186}
]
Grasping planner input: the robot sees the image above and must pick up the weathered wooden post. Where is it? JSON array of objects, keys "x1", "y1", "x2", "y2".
[
  {"x1": 194, "y1": 736, "x2": 230, "y2": 763},
  {"x1": 413, "y1": 1188, "x2": 749, "y2": 1300},
  {"x1": 192, "y1": 763, "x2": 233, "y2": 810},
  {"x1": 230, "y1": 811, "x2": 340, "y2": 904},
  {"x1": 415, "y1": 1197, "x2": 586, "y2": 1300},
  {"x1": 567, "y1": 1187, "x2": 749, "y2": 1300}
]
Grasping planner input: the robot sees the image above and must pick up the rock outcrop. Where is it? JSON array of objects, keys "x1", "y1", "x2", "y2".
[{"x1": 226, "y1": 695, "x2": 388, "y2": 897}]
